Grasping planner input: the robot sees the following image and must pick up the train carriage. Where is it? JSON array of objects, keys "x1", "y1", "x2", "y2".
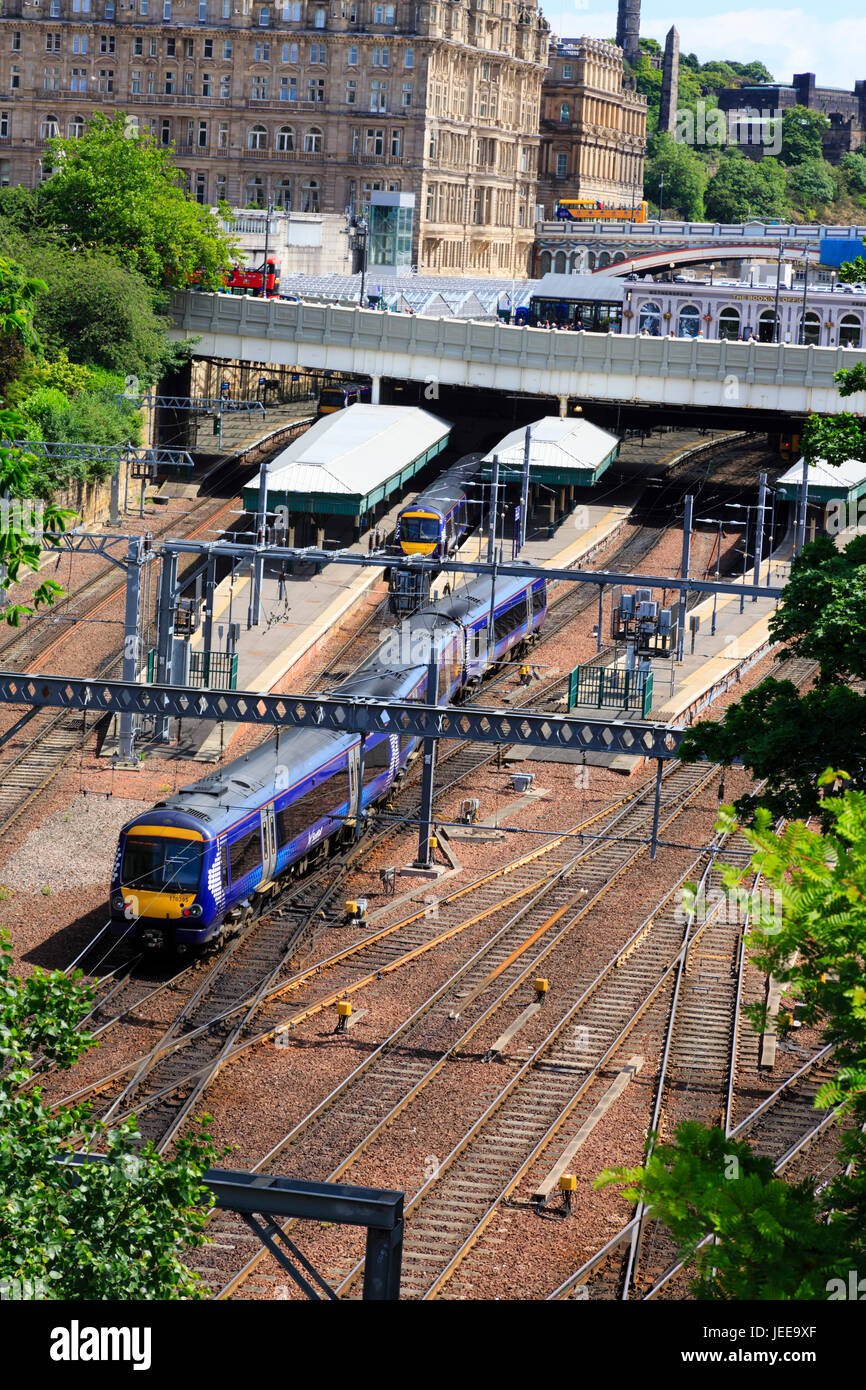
[
  {"x1": 395, "y1": 455, "x2": 482, "y2": 559},
  {"x1": 111, "y1": 572, "x2": 547, "y2": 950}
]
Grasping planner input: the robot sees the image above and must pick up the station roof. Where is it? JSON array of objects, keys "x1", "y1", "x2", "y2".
[
  {"x1": 481, "y1": 416, "x2": 621, "y2": 488},
  {"x1": 244, "y1": 404, "x2": 451, "y2": 517},
  {"x1": 776, "y1": 455, "x2": 866, "y2": 504},
  {"x1": 531, "y1": 273, "x2": 627, "y2": 304}
]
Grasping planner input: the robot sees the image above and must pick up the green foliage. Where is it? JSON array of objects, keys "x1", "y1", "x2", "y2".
[
  {"x1": 0, "y1": 930, "x2": 219, "y2": 1298},
  {"x1": 836, "y1": 362, "x2": 866, "y2": 397},
  {"x1": 38, "y1": 113, "x2": 235, "y2": 292},
  {"x1": 18, "y1": 387, "x2": 141, "y2": 493},
  {"x1": 679, "y1": 678, "x2": 866, "y2": 820},
  {"x1": 0, "y1": 185, "x2": 42, "y2": 233},
  {"x1": 801, "y1": 411, "x2": 866, "y2": 466},
  {"x1": 704, "y1": 150, "x2": 788, "y2": 223},
  {"x1": 786, "y1": 157, "x2": 837, "y2": 213},
  {"x1": 838, "y1": 256, "x2": 866, "y2": 284},
  {"x1": 840, "y1": 153, "x2": 866, "y2": 196},
  {"x1": 780, "y1": 106, "x2": 830, "y2": 166},
  {"x1": 644, "y1": 132, "x2": 707, "y2": 220},
  {"x1": 597, "y1": 1123, "x2": 856, "y2": 1299},
  {"x1": 768, "y1": 534, "x2": 866, "y2": 682}
]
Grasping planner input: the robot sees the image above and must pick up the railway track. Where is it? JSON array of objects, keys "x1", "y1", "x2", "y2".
[{"x1": 185, "y1": 758, "x2": 721, "y2": 1297}]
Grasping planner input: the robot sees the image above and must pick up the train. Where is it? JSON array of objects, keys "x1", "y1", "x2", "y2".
[
  {"x1": 554, "y1": 198, "x2": 649, "y2": 224},
  {"x1": 316, "y1": 381, "x2": 372, "y2": 417},
  {"x1": 395, "y1": 456, "x2": 482, "y2": 559},
  {"x1": 110, "y1": 572, "x2": 548, "y2": 951}
]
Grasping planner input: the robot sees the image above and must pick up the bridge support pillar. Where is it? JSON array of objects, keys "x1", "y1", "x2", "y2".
[
  {"x1": 558, "y1": 394, "x2": 568, "y2": 418},
  {"x1": 371, "y1": 375, "x2": 382, "y2": 404}
]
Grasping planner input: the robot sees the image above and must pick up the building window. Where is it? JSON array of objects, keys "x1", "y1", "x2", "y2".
[
  {"x1": 66, "y1": 116, "x2": 85, "y2": 140},
  {"x1": 71, "y1": 68, "x2": 88, "y2": 92},
  {"x1": 140, "y1": 0, "x2": 148, "y2": 12},
  {"x1": 43, "y1": 69, "x2": 60, "y2": 92},
  {"x1": 11, "y1": 32, "x2": 20, "y2": 51},
  {"x1": 304, "y1": 126, "x2": 323, "y2": 153},
  {"x1": 259, "y1": 6, "x2": 270, "y2": 25},
  {"x1": 133, "y1": 37, "x2": 143, "y2": 56},
  {"x1": 248, "y1": 124, "x2": 267, "y2": 149},
  {"x1": 425, "y1": 187, "x2": 434, "y2": 219},
  {"x1": 840, "y1": 313, "x2": 862, "y2": 348},
  {"x1": 562, "y1": 63, "x2": 572, "y2": 78},
  {"x1": 246, "y1": 175, "x2": 265, "y2": 206},
  {"x1": 164, "y1": 73, "x2": 175, "y2": 95},
  {"x1": 279, "y1": 75, "x2": 297, "y2": 101},
  {"x1": 166, "y1": 37, "x2": 177, "y2": 56},
  {"x1": 276, "y1": 124, "x2": 294, "y2": 151},
  {"x1": 72, "y1": 0, "x2": 91, "y2": 10},
  {"x1": 0, "y1": 112, "x2": 8, "y2": 139},
  {"x1": 146, "y1": 72, "x2": 156, "y2": 95},
  {"x1": 351, "y1": 127, "x2": 359, "y2": 154},
  {"x1": 217, "y1": 121, "x2": 229, "y2": 147},
  {"x1": 216, "y1": 174, "x2": 227, "y2": 199},
  {"x1": 348, "y1": 46, "x2": 358, "y2": 66},
  {"x1": 365, "y1": 127, "x2": 384, "y2": 156},
  {"x1": 314, "y1": 6, "x2": 326, "y2": 26},
  {"x1": 370, "y1": 80, "x2": 386, "y2": 111},
  {"x1": 73, "y1": 35, "x2": 89, "y2": 54},
  {"x1": 202, "y1": 39, "x2": 213, "y2": 58},
  {"x1": 677, "y1": 304, "x2": 701, "y2": 338},
  {"x1": 308, "y1": 78, "x2": 325, "y2": 102},
  {"x1": 254, "y1": 41, "x2": 270, "y2": 61},
  {"x1": 310, "y1": 43, "x2": 325, "y2": 63},
  {"x1": 301, "y1": 179, "x2": 319, "y2": 212},
  {"x1": 220, "y1": 75, "x2": 231, "y2": 98},
  {"x1": 197, "y1": 120, "x2": 208, "y2": 147},
  {"x1": 282, "y1": 42, "x2": 299, "y2": 62},
  {"x1": 184, "y1": 38, "x2": 195, "y2": 58},
  {"x1": 638, "y1": 301, "x2": 661, "y2": 335},
  {"x1": 718, "y1": 306, "x2": 741, "y2": 341},
  {"x1": 100, "y1": 34, "x2": 115, "y2": 54},
  {"x1": 390, "y1": 128, "x2": 401, "y2": 157},
  {"x1": 428, "y1": 128, "x2": 437, "y2": 157},
  {"x1": 10, "y1": 67, "x2": 20, "y2": 91},
  {"x1": 41, "y1": 114, "x2": 60, "y2": 139},
  {"x1": 202, "y1": 73, "x2": 212, "y2": 97},
  {"x1": 223, "y1": 40, "x2": 233, "y2": 59},
  {"x1": 149, "y1": 33, "x2": 157, "y2": 50},
  {"x1": 401, "y1": 81, "x2": 412, "y2": 107},
  {"x1": 560, "y1": 102, "x2": 570, "y2": 122},
  {"x1": 222, "y1": 0, "x2": 230, "y2": 16},
  {"x1": 198, "y1": 0, "x2": 207, "y2": 19},
  {"x1": 130, "y1": 70, "x2": 141, "y2": 94},
  {"x1": 183, "y1": 73, "x2": 194, "y2": 97},
  {"x1": 160, "y1": 118, "x2": 172, "y2": 145},
  {"x1": 46, "y1": 33, "x2": 61, "y2": 53},
  {"x1": 163, "y1": 1, "x2": 172, "y2": 18},
  {"x1": 49, "y1": 0, "x2": 60, "y2": 15},
  {"x1": 274, "y1": 177, "x2": 291, "y2": 209},
  {"x1": 195, "y1": 172, "x2": 207, "y2": 203},
  {"x1": 345, "y1": 80, "x2": 357, "y2": 104},
  {"x1": 373, "y1": 47, "x2": 389, "y2": 67},
  {"x1": 404, "y1": 47, "x2": 414, "y2": 67},
  {"x1": 252, "y1": 76, "x2": 269, "y2": 99},
  {"x1": 282, "y1": 0, "x2": 301, "y2": 16},
  {"x1": 555, "y1": 152, "x2": 567, "y2": 177}
]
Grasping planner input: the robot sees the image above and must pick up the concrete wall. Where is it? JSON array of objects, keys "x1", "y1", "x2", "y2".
[{"x1": 169, "y1": 290, "x2": 866, "y2": 416}]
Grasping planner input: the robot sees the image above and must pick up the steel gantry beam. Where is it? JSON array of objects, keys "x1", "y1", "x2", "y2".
[
  {"x1": 0, "y1": 671, "x2": 689, "y2": 759},
  {"x1": 120, "y1": 396, "x2": 266, "y2": 414},
  {"x1": 7, "y1": 441, "x2": 195, "y2": 468}
]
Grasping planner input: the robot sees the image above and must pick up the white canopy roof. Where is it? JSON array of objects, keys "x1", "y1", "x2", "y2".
[
  {"x1": 778, "y1": 456, "x2": 866, "y2": 490},
  {"x1": 483, "y1": 416, "x2": 620, "y2": 474},
  {"x1": 253, "y1": 404, "x2": 450, "y2": 497}
]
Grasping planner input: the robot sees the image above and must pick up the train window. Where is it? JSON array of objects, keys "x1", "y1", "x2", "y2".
[
  {"x1": 276, "y1": 769, "x2": 348, "y2": 845},
  {"x1": 532, "y1": 584, "x2": 546, "y2": 615},
  {"x1": 123, "y1": 835, "x2": 203, "y2": 892},
  {"x1": 363, "y1": 734, "x2": 393, "y2": 784},
  {"x1": 402, "y1": 516, "x2": 440, "y2": 542},
  {"x1": 220, "y1": 841, "x2": 228, "y2": 889},
  {"x1": 228, "y1": 826, "x2": 262, "y2": 883},
  {"x1": 473, "y1": 625, "x2": 486, "y2": 658},
  {"x1": 494, "y1": 599, "x2": 523, "y2": 644}
]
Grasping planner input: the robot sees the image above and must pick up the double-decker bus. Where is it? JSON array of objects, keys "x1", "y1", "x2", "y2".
[
  {"x1": 223, "y1": 259, "x2": 281, "y2": 297},
  {"x1": 554, "y1": 199, "x2": 649, "y2": 224}
]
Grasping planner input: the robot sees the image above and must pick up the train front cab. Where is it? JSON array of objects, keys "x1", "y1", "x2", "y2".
[
  {"x1": 398, "y1": 509, "x2": 444, "y2": 557},
  {"x1": 111, "y1": 823, "x2": 218, "y2": 950}
]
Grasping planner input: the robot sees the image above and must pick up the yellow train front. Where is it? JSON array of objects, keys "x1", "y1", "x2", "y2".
[{"x1": 396, "y1": 456, "x2": 481, "y2": 560}]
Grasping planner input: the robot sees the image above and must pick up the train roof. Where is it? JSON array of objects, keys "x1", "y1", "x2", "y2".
[{"x1": 399, "y1": 454, "x2": 483, "y2": 519}]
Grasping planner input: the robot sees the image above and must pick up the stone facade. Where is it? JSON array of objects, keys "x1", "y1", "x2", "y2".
[
  {"x1": 614, "y1": 0, "x2": 639, "y2": 68},
  {"x1": 0, "y1": 0, "x2": 549, "y2": 278},
  {"x1": 717, "y1": 72, "x2": 866, "y2": 164},
  {"x1": 536, "y1": 35, "x2": 646, "y2": 218}
]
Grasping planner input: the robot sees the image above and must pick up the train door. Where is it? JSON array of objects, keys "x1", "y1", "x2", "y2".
[
  {"x1": 347, "y1": 742, "x2": 362, "y2": 825},
  {"x1": 260, "y1": 805, "x2": 277, "y2": 885}
]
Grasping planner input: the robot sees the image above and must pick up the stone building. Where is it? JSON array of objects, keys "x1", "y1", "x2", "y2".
[
  {"x1": 0, "y1": 0, "x2": 549, "y2": 277},
  {"x1": 536, "y1": 35, "x2": 646, "y2": 217},
  {"x1": 717, "y1": 72, "x2": 866, "y2": 164}
]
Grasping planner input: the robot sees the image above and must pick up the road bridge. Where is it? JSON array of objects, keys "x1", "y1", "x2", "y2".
[{"x1": 168, "y1": 291, "x2": 866, "y2": 417}]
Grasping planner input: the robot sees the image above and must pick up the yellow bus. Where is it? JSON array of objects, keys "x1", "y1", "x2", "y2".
[{"x1": 554, "y1": 199, "x2": 649, "y2": 224}]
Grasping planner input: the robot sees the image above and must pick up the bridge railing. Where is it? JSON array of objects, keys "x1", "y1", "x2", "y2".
[{"x1": 536, "y1": 220, "x2": 866, "y2": 241}]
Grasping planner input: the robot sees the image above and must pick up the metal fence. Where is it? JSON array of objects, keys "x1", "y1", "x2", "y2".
[
  {"x1": 147, "y1": 649, "x2": 238, "y2": 690},
  {"x1": 568, "y1": 664, "x2": 653, "y2": 718}
]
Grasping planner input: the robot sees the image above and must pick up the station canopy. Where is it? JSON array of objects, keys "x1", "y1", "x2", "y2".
[
  {"x1": 776, "y1": 455, "x2": 866, "y2": 506},
  {"x1": 530, "y1": 273, "x2": 627, "y2": 305},
  {"x1": 482, "y1": 416, "x2": 621, "y2": 488},
  {"x1": 243, "y1": 403, "x2": 451, "y2": 518}
]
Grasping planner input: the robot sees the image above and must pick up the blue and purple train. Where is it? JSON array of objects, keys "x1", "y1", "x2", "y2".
[{"x1": 110, "y1": 572, "x2": 548, "y2": 951}]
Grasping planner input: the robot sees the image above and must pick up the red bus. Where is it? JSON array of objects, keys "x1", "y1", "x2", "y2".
[{"x1": 223, "y1": 258, "x2": 281, "y2": 297}]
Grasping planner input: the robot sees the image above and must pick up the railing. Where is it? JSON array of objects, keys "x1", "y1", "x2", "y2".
[
  {"x1": 147, "y1": 648, "x2": 238, "y2": 690},
  {"x1": 536, "y1": 219, "x2": 866, "y2": 241},
  {"x1": 568, "y1": 664, "x2": 653, "y2": 717}
]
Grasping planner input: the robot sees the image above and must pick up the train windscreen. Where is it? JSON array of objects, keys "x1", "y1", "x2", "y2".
[
  {"x1": 402, "y1": 516, "x2": 440, "y2": 542},
  {"x1": 122, "y1": 836, "x2": 203, "y2": 893}
]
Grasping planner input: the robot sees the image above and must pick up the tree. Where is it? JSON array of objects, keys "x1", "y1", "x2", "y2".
[
  {"x1": 786, "y1": 157, "x2": 837, "y2": 213},
  {"x1": 780, "y1": 106, "x2": 830, "y2": 166},
  {"x1": 800, "y1": 411, "x2": 866, "y2": 468},
  {"x1": 768, "y1": 534, "x2": 866, "y2": 682},
  {"x1": 838, "y1": 255, "x2": 866, "y2": 284},
  {"x1": 704, "y1": 150, "x2": 787, "y2": 222},
  {"x1": 840, "y1": 152, "x2": 866, "y2": 195},
  {"x1": 37, "y1": 113, "x2": 235, "y2": 292},
  {"x1": 644, "y1": 133, "x2": 707, "y2": 219},
  {"x1": 597, "y1": 783, "x2": 866, "y2": 1300},
  {"x1": 0, "y1": 930, "x2": 219, "y2": 1298}
]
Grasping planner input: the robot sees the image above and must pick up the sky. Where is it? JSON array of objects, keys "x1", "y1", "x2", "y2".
[{"x1": 551, "y1": 2, "x2": 866, "y2": 91}]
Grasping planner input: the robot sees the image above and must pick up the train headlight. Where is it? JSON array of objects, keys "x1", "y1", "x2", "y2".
[
  {"x1": 182, "y1": 904, "x2": 203, "y2": 918},
  {"x1": 111, "y1": 894, "x2": 125, "y2": 911}
]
